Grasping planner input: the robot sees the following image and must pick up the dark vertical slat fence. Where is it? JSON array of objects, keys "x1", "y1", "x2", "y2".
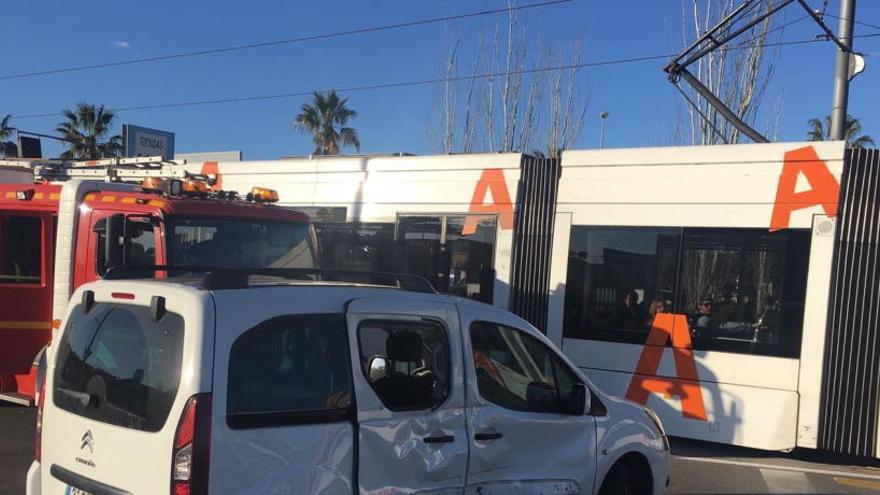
[
  {"x1": 819, "y1": 147, "x2": 880, "y2": 457},
  {"x1": 508, "y1": 156, "x2": 562, "y2": 332}
]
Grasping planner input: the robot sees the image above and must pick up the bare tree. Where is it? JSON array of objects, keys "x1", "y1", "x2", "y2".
[
  {"x1": 546, "y1": 41, "x2": 590, "y2": 157},
  {"x1": 437, "y1": 39, "x2": 460, "y2": 153},
  {"x1": 677, "y1": 0, "x2": 781, "y2": 145},
  {"x1": 432, "y1": 2, "x2": 589, "y2": 155}
]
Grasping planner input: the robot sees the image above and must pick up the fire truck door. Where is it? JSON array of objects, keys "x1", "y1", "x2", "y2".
[{"x1": 0, "y1": 211, "x2": 54, "y2": 397}]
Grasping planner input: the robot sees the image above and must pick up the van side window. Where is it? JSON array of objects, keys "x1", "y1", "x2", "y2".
[
  {"x1": 53, "y1": 303, "x2": 185, "y2": 432},
  {"x1": 227, "y1": 314, "x2": 352, "y2": 429},
  {"x1": 358, "y1": 320, "x2": 450, "y2": 411},
  {"x1": 0, "y1": 215, "x2": 42, "y2": 284},
  {"x1": 470, "y1": 321, "x2": 580, "y2": 414}
]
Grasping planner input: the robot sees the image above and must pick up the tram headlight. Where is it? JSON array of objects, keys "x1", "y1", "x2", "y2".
[{"x1": 645, "y1": 407, "x2": 670, "y2": 451}]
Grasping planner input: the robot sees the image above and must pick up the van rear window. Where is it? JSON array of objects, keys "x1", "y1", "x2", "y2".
[{"x1": 53, "y1": 303, "x2": 185, "y2": 432}]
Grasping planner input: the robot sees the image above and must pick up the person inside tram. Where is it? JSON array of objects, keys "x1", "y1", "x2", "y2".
[
  {"x1": 647, "y1": 298, "x2": 669, "y2": 327},
  {"x1": 692, "y1": 297, "x2": 718, "y2": 336},
  {"x1": 715, "y1": 282, "x2": 738, "y2": 323},
  {"x1": 614, "y1": 290, "x2": 644, "y2": 329},
  {"x1": 737, "y1": 291, "x2": 757, "y2": 323}
]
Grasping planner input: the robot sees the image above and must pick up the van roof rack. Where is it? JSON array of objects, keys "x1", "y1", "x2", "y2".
[{"x1": 104, "y1": 266, "x2": 437, "y2": 294}]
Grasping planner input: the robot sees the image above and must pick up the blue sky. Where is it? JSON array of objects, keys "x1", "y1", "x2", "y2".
[{"x1": 1, "y1": 1, "x2": 877, "y2": 159}]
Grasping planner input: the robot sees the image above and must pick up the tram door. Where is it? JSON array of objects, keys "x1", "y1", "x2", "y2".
[{"x1": 396, "y1": 214, "x2": 496, "y2": 304}]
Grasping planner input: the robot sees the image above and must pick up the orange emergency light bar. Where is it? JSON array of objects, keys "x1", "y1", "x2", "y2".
[
  {"x1": 183, "y1": 179, "x2": 211, "y2": 195},
  {"x1": 249, "y1": 187, "x2": 279, "y2": 203},
  {"x1": 142, "y1": 177, "x2": 163, "y2": 191}
]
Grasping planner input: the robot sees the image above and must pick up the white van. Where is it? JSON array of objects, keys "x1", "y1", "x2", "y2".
[{"x1": 27, "y1": 270, "x2": 669, "y2": 495}]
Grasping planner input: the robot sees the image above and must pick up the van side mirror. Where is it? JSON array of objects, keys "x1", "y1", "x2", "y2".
[
  {"x1": 565, "y1": 383, "x2": 589, "y2": 416},
  {"x1": 526, "y1": 381, "x2": 557, "y2": 412},
  {"x1": 103, "y1": 214, "x2": 126, "y2": 273},
  {"x1": 368, "y1": 356, "x2": 388, "y2": 383}
]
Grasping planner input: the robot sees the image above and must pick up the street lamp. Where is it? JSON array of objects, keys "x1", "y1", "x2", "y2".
[{"x1": 599, "y1": 112, "x2": 609, "y2": 149}]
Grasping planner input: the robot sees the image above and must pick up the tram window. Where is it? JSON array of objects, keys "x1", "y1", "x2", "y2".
[
  {"x1": 562, "y1": 227, "x2": 679, "y2": 344},
  {"x1": 313, "y1": 216, "x2": 496, "y2": 304},
  {"x1": 445, "y1": 216, "x2": 496, "y2": 303},
  {"x1": 563, "y1": 225, "x2": 811, "y2": 358},
  {"x1": 396, "y1": 214, "x2": 497, "y2": 304},
  {"x1": 313, "y1": 222, "x2": 397, "y2": 273},
  {"x1": 680, "y1": 228, "x2": 810, "y2": 358},
  {"x1": 0, "y1": 215, "x2": 42, "y2": 284},
  {"x1": 397, "y1": 216, "x2": 445, "y2": 291}
]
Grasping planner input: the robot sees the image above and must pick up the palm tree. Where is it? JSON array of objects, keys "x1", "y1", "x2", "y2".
[
  {"x1": 294, "y1": 91, "x2": 360, "y2": 155},
  {"x1": 807, "y1": 114, "x2": 875, "y2": 148},
  {"x1": 0, "y1": 114, "x2": 17, "y2": 157},
  {"x1": 55, "y1": 103, "x2": 123, "y2": 159}
]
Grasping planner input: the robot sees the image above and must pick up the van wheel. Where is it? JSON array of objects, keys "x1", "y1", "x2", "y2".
[{"x1": 598, "y1": 457, "x2": 652, "y2": 495}]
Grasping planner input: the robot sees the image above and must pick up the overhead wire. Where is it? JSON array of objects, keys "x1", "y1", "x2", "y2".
[
  {"x1": 735, "y1": 14, "x2": 811, "y2": 46},
  {"x1": 5, "y1": 54, "x2": 676, "y2": 119},
  {"x1": 12, "y1": 33, "x2": 880, "y2": 121},
  {"x1": 0, "y1": 0, "x2": 572, "y2": 82},
  {"x1": 821, "y1": 13, "x2": 880, "y2": 32}
]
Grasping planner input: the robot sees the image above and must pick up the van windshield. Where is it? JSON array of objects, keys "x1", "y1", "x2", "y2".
[
  {"x1": 167, "y1": 217, "x2": 316, "y2": 269},
  {"x1": 53, "y1": 303, "x2": 185, "y2": 432}
]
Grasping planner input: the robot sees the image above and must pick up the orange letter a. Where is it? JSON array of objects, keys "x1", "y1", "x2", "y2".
[
  {"x1": 463, "y1": 169, "x2": 514, "y2": 235},
  {"x1": 625, "y1": 314, "x2": 708, "y2": 421},
  {"x1": 200, "y1": 161, "x2": 223, "y2": 191},
  {"x1": 769, "y1": 146, "x2": 840, "y2": 232}
]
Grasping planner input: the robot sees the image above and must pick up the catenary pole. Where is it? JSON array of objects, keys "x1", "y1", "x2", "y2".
[{"x1": 830, "y1": 0, "x2": 856, "y2": 141}]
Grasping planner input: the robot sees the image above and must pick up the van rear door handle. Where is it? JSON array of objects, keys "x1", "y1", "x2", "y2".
[
  {"x1": 423, "y1": 435, "x2": 455, "y2": 444},
  {"x1": 474, "y1": 432, "x2": 503, "y2": 441}
]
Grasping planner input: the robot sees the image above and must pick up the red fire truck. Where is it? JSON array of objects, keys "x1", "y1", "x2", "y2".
[{"x1": 0, "y1": 157, "x2": 317, "y2": 405}]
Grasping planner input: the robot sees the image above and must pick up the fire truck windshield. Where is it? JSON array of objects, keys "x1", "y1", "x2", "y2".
[{"x1": 167, "y1": 217, "x2": 316, "y2": 270}]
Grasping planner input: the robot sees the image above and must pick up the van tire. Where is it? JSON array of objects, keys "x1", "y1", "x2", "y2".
[{"x1": 598, "y1": 455, "x2": 652, "y2": 495}]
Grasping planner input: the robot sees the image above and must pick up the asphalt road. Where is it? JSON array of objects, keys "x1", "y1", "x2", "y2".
[
  {"x1": 0, "y1": 404, "x2": 35, "y2": 495},
  {"x1": 4, "y1": 402, "x2": 880, "y2": 494},
  {"x1": 670, "y1": 438, "x2": 880, "y2": 494}
]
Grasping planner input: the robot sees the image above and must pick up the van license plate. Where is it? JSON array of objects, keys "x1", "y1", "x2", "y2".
[{"x1": 66, "y1": 487, "x2": 93, "y2": 495}]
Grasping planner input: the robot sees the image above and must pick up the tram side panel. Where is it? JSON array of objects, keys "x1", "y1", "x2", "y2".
[
  {"x1": 549, "y1": 141, "x2": 846, "y2": 452},
  {"x1": 185, "y1": 153, "x2": 525, "y2": 309}
]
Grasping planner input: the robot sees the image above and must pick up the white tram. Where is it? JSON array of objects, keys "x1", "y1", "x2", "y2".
[{"x1": 184, "y1": 141, "x2": 880, "y2": 457}]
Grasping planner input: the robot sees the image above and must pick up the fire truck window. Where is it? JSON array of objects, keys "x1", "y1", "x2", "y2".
[
  {"x1": 94, "y1": 218, "x2": 156, "y2": 275},
  {"x1": 126, "y1": 220, "x2": 156, "y2": 268},
  {"x1": 95, "y1": 218, "x2": 109, "y2": 276},
  {"x1": 0, "y1": 215, "x2": 42, "y2": 284},
  {"x1": 563, "y1": 226, "x2": 811, "y2": 358},
  {"x1": 168, "y1": 217, "x2": 316, "y2": 269},
  {"x1": 563, "y1": 227, "x2": 679, "y2": 344}
]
